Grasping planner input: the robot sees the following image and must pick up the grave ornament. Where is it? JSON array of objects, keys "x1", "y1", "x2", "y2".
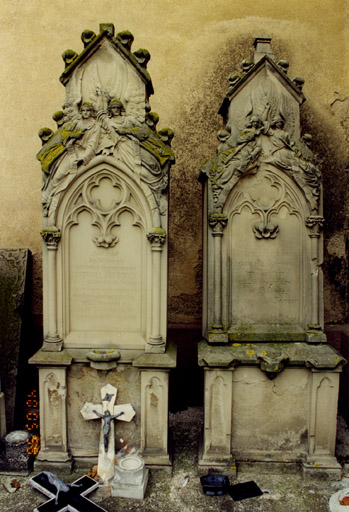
[
  {"x1": 30, "y1": 472, "x2": 106, "y2": 512},
  {"x1": 80, "y1": 383, "x2": 135, "y2": 481},
  {"x1": 37, "y1": 24, "x2": 174, "y2": 220},
  {"x1": 201, "y1": 36, "x2": 325, "y2": 344},
  {"x1": 30, "y1": 21, "x2": 175, "y2": 472},
  {"x1": 198, "y1": 36, "x2": 345, "y2": 479}
]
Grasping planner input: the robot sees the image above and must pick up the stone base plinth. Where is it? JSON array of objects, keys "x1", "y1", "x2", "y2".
[
  {"x1": 198, "y1": 341, "x2": 345, "y2": 479},
  {"x1": 30, "y1": 343, "x2": 176, "y2": 470},
  {"x1": 34, "y1": 458, "x2": 73, "y2": 474},
  {"x1": 198, "y1": 441, "x2": 237, "y2": 477},
  {"x1": 303, "y1": 457, "x2": 343, "y2": 481},
  {"x1": 111, "y1": 455, "x2": 149, "y2": 499}
]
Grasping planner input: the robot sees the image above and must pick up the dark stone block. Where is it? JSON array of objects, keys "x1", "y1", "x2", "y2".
[
  {"x1": 0, "y1": 430, "x2": 33, "y2": 474},
  {"x1": 0, "y1": 248, "x2": 31, "y2": 431}
]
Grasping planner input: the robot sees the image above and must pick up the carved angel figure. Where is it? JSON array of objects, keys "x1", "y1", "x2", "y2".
[
  {"x1": 210, "y1": 116, "x2": 263, "y2": 186},
  {"x1": 97, "y1": 97, "x2": 142, "y2": 164},
  {"x1": 262, "y1": 113, "x2": 296, "y2": 169},
  {"x1": 41, "y1": 102, "x2": 101, "y2": 216},
  {"x1": 103, "y1": 109, "x2": 175, "y2": 212}
]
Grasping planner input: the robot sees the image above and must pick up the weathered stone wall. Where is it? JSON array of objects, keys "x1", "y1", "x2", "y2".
[{"x1": 0, "y1": 0, "x2": 347, "y2": 329}]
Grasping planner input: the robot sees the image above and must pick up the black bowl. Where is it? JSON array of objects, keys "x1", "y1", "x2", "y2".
[{"x1": 200, "y1": 474, "x2": 230, "y2": 496}]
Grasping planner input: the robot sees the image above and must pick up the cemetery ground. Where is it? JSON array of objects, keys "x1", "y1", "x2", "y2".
[{"x1": 1, "y1": 407, "x2": 349, "y2": 512}]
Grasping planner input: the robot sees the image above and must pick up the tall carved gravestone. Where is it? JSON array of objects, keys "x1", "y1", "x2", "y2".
[
  {"x1": 199, "y1": 38, "x2": 346, "y2": 478},
  {"x1": 30, "y1": 23, "x2": 176, "y2": 469}
]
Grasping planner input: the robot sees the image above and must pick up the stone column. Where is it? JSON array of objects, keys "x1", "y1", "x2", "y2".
[
  {"x1": 41, "y1": 227, "x2": 63, "y2": 351},
  {"x1": 199, "y1": 368, "x2": 235, "y2": 473},
  {"x1": 140, "y1": 369, "x2": 171, "y2": 466},
  {"x1": 146, "y1": 229, "x2": 166, "y2": 353},
  {"x1": 36, "y1": 366, "x2": 71, "y2": 466},
  {"x1": 303, "y1": 368, "x2": 342, "y2": 479},
  {"x1": 208, "y1": 214, "x2": 228, "y2": 343},
  {"x1": 306, "y1": 216, "x2": 324, "y2": 329}
]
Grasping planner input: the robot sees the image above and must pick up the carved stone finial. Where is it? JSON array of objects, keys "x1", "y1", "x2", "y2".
[
  {"x1": 158, "y1": 128, "x2": 174, "y2": 147},
  {"x1": 117, "y1": 30, "x2": 134, "y2": 51},
  {"x1": 241, "y1": 58, "x2": 254, "y2": 75},
  {"x1": 253, "y1": 220, "x2": 279, "y2": 239},
  {"x1": 81, "y1": 29, "x2": 96, "y2": 47},
  {"x1": 133, "y1": 49, "x2": 151, "y2": 68},
  {"x1": 38, "y1": 128, "x2": 54, "y2": 145},
  {"x1": 302, "y1": 133, "x2": 313, "y2": 148},
  {"x1": 293, "y1": 76, "x2": 305, "y2": 91},
  {"x1": 146, "y1": 111, "x2": 159, "y2": 130},
  {"x1": 253, "y1": 37, "x2": 275, "y2": 63},
  {"x1": 62, "y1": 49, "x2": 78, "y2": 68},
  {"x1": 226, "y1": 74, "x2": 241, "y2": 95},
  {"x1": 278, "y1": 60, "x2": 289, "y2": 74},
  {"x1": 52, "y1": 111, "x2": 64, "y2": 128},
  {"x1": 99, "y1": 23, "x2": 115, "y2": 36}
]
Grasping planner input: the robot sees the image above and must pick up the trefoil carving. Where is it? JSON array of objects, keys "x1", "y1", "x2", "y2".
[{"x1": 66, "y1": 172, "x2": 144, "y2": 249}]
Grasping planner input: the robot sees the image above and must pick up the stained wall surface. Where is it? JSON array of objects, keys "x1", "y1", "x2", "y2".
[{"x1": 0, "y1": 0, "x2": 347, "y2": 328}]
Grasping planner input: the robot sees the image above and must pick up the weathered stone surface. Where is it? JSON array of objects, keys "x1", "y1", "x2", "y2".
[
  {"x1": 201, "y1": 38, "x2": 326, "y2": 345},
  {"x1": 198, "y1": 37, "x2": 345, "y2": 479},
  {"x1": 0, "y1": 430, "x2": 32, "y2": 474},
  {"x1": 31, "y1": 22, "x2": 175, "y2": 469},
  {"x1": 81, "y1": 384, "x2": 136, "y2": 481},
  {"x1": 198, "y1": 340, "x2": 346, "y2": 373},
  {"x1": 0, "y1": 249, "x2": 30, "y2": 432},
  {"x1": 111, "y1": 454, "x2": 149, "y2": 499}
]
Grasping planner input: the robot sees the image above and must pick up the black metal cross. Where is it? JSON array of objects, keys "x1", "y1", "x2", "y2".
[{"x1": 30, "y1": 472, "x2": 107, "y2": 512}]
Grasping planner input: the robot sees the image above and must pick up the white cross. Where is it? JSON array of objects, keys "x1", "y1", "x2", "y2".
[{"x1": 80, "y1": 383, "x2": 135, "y2": 481}]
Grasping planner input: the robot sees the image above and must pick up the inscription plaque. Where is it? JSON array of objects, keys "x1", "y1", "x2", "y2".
[{"x1": 66, "y1": 210, "x2": 144, "y2": 346}]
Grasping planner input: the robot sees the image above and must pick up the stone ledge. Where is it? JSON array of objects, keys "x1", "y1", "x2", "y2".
[
  {"x1": 133, "y1": 341, "x2": 177, "y2": 368},
  {"x1": 29, "y1": 349, "x2": 73, "y2": 366},
  {"x1": 198, "y1": 340, "x2": 346, "y2": 374},
  {"x1": 29, "y1": 343, "x2": 177, "y2": 368}
]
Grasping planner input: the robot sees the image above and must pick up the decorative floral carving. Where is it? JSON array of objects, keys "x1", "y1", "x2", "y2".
[
  {"x1": 147, "y1": 228, "x2": 166, "y2": 249},
  {"x1": 253, "y1": 220, "x2": 279, "y2": 239},
  {"x1": 65, "y1": 171, "x2": 144, "y2": 249},
  {"x1": 305, "y1": 215, "x2": 325, "y2": 230},
  {"x1": 41, "y1": 227, "x2": 61, "y2": 248},
  {"x1": 208, "y1": 213, "x2": 228, "y2": 233}
]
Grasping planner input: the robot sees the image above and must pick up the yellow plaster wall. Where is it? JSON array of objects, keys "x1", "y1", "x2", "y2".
[{"x1": 0, "y1": 0, "x2": 347, "y2": 322}]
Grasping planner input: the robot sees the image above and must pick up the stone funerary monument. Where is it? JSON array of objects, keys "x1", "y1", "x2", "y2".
[
  {"x1": 198, "y1": 38, "x2": 345, "y2": 478},
  {"x1": 30, "y1": 23, "x2": 176, "y2": 469}
]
